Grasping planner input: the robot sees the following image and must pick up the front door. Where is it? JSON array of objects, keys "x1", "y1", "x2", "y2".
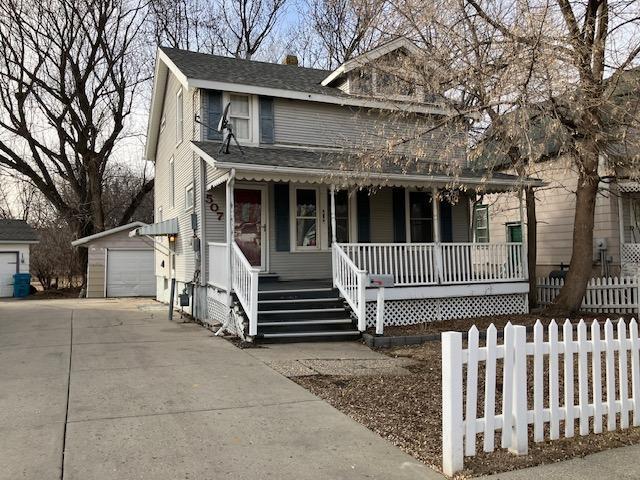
[{"x1": 234, "y1": 187, "x2": 266, "y2": 269}]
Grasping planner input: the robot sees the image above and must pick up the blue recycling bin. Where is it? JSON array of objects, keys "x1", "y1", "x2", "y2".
[{"x1": 13, "y1": 273, "x2": 31, "y2": 297}]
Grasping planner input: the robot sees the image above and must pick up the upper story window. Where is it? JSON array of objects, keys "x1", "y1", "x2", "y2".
[
  {"x1": 169, "y1": 157, "x2": 175, "y2": 208},
  {"x1": 229, "y1": 94, "x2": 250, "y2": 141},
  {"x1": 176, "y1": 89, "x2": 184, "y2": 145}
]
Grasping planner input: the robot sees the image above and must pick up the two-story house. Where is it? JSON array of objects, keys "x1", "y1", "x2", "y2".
[{"x1": 134, "y1": 37, "x2": 540, "y2": 341}]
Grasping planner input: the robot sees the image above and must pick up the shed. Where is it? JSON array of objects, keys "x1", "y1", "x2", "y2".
[
  {"x1": 0, "y1": 219, "x2": 39, "y2": 297},
  {"x1": 72, "y1": 222, "x2": 155, "y2": 298}
]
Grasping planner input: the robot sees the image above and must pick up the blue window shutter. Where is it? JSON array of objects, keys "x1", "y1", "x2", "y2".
[
  {"x1": 392, "y1": 187, "x2": 406, "y2": 242},
  {"x1": 207, "y1": 90, "x2": 222, "y2": 141},
  {"x1": 440, "y1": 201, "x2": 453, "y2": 242},
  {"x1": 356, "y1": 190, "x2": 371, "y2": 243},
  {"x1": 274, "y1": 183, "x2": 289, "y2": 251},
  {"x1": 259, "y1": 96, "x2": 274, "y2": 144}
]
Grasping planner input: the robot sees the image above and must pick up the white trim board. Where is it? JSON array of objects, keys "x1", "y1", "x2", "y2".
[{"x1": 364, "y1": 281, "x2": 529, "y2": 301}]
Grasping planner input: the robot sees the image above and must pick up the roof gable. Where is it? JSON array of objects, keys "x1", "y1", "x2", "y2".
[{"x1": 321, "y1": 37, "x2": 421, "y2": 87}]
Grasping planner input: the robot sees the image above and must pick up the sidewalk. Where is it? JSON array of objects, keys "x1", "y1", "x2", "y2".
[{"x1": 482, "y1": 443, "x2": 640, "y2": 479}]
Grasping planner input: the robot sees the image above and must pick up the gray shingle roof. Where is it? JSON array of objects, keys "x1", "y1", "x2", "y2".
[
  {"x1": 193, "y1": 141, "x2": 532, "y2": 185},
  {"x1": 161, "y1": 48, "x2": 345, "y2": 96},
  {"x1": 0, "y1": 219, "x2": 39, "y2": 242}
]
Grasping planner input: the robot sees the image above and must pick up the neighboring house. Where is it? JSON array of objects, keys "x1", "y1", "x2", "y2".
[
  {"x1": 0, "y1": 219, "x2": 39, "y2": 297},
  {"x1": 135, "y1": 37, "x2": 541, "y2": 341},
  {"x1": 72, "y1": 222, "x2": 155, "y2": 298},
  {"x1": 488, "y1": 156, "x2": 640, "y2": 279}
]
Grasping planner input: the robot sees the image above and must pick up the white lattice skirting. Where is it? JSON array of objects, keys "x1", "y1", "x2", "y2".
[
  {"x1": 365, "y1": 293, "x2": 528, "y2": 327},
  {"x1": 206, "y1": 288, "x2": 234, "y2": 331}
]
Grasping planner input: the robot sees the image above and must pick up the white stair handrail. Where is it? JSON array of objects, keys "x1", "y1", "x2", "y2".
[
  {"x1": 332, "y1": 244, "x2": 367, "y2": 331},
  {"x1": 231, "y1": 242, "x2": 260, "y2": 337}
]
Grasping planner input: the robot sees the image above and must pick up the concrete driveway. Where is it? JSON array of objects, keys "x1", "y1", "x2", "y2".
[{"x1": 0, "y1": 298, "x2": 438, "y2": 480}]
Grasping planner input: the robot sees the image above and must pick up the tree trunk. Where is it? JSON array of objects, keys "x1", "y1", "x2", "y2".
[
  {"x1": 547, "y1": 162, "x2": 599, "y2": 314},
  {"x1": 526, "y1": 186, "x2": 537, "y2": 309}
]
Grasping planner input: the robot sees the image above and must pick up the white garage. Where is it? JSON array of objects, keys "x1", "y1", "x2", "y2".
[
  {"x1": 72, "y1": 222, "x2": 156, "y2": 298},
  {"x1": 0, "y1": 220, "x2": 39, "y2": 298}
]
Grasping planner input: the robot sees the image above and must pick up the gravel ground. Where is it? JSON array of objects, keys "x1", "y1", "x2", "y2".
[{"x1": 295, "y1": 316, "x2": 640, "y2": 478}]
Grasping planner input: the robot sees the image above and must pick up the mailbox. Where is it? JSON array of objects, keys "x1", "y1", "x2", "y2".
[{"x1": 367, "y1": 274, "x2": 394, "y2": 288}]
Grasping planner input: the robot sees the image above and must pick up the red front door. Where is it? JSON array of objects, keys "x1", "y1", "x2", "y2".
[{"x1": 234, "y1": 189, "x2": 262, "y2": 267}]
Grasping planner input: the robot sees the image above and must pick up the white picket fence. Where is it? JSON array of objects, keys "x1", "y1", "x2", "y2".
[
  {"x1": 442, "y1": 319, "x2": 640, "y2": 476},
  {"x1": 538, "y1": 276, "x2": 640, "y2": 314}
]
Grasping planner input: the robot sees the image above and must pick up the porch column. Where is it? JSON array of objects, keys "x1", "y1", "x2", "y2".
[
  {"x1": 226, "y1": 170, "x2": 235, "y2": 292},
  {"x1": 330, "y1": 185, "x2": 337, "y2": 244},
  {"x1": 432, "y1": 186, "x2": 443, "y2": 283},
  {"x1": 518, "y1": 187, "x2": 529, "y2": 279},
  {"x1": 618, "y1": 187, "x2": 625, "y2": 262},
  {"x1": 330, "y1": 185, "x2": 337, "y2": 287}
]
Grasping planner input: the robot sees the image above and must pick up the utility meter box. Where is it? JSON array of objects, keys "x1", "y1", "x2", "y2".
[{"x1": 367, "y1": 274, "x2": 394, "y2": 288}]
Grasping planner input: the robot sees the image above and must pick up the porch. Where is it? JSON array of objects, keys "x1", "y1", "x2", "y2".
[{"x1": 204, "y1": 177, "x2": 529, "y2": 340}]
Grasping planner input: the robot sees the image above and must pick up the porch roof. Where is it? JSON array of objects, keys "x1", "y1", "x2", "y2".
[{"x1": 192, "y1": 142, "x2": 542, "y2": 191}]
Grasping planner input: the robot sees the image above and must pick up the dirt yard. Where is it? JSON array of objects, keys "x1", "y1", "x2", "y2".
[{"x1": 295, "y1": 314, "x2": 640, "y2": 478}]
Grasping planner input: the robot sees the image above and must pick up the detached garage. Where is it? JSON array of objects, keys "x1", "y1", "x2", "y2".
[
  {"x1": 72, "y1": 222, "x2": 155, "y2": 298},
  {"x1": 0, "y1": 219, "x2": 39, "y2": 297}
]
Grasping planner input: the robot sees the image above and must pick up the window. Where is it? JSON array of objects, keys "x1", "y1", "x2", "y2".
[
  {"x1": 328, "y1": 190, "x2": 349, "y2": 244},
  {"x1": 294, "y1": 188, "x2": 318, "y2": 249},
  {"x1": 408, "y1": 191, "x2": 433, "y2": 242},
  {"x1": 185, "y1": 183, "x2": 194, "y2": 211},
  {"x1": 157, "y1": 206, "x2": 163, "y2": 222},
  {"x1": 160, "y1": 114, "x2": 166, "y2": 133},
  {"x1": 229, "y1": 94, "x2": 250, "y2": 141},
  {"x1": 169, "y1": 157, "x2": 175, "y2": 208},
  {"x1": 176, "y1": 89, "x2": 183, "y2": 145},
  {"x1": 474, "y1": 205, "x2": 489, "y2": 243}
]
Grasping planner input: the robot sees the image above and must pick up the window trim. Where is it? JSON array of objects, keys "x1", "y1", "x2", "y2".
[
  {"x1": 289, "y1": 185, "x2": 321, "y2": 251},
  {"x1": 169, "y1": 157, "x2": 175, "y2": 208},
  {"x1": 176, "y1": 88, "x2": 184, "y2": 146},
  {"x1": 474, "y1": 204, "x2": 490, "y2": 243},
  {"x1": 185, "y1": 182, "x2": 194, "y2": 212}
]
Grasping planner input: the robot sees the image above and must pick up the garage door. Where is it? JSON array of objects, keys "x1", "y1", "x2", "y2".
[
  {"x1": 0, "y1": 252, "x2": 18, "y2": 297},
  {"x1": 106, "y1": 249, "x2": 155, "y2": 297}
]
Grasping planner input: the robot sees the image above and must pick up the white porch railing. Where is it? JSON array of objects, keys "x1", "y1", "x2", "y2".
[
  {"x1": 332, "y1": 244, "x2": 367, "y2": 331},
  {"x1": 441, "y1": 242, "x2": 525, "y2": 284},
  {"x1": 231, "y1": 242, "x2": 260, "y2": 337},
  {"x1": 341, "y1": 243, "x2": 437, "y2": 286},
  {"x1": 339, "y1": 242, "x2": 526, "y2": 287},
  {"x1": 208, "y1": 242, "x2": 229, "y2": 290}
]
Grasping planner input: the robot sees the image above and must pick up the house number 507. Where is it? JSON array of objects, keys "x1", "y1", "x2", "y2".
[{"x1": 206, "y1": 193, "x2": 224, "y2": 221}]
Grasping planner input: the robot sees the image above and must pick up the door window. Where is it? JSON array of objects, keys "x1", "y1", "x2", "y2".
[{"x1": 234, "y1": 189, "x2": 262, "y2": 267}]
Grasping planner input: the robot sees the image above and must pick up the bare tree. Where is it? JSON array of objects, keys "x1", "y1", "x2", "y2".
[
  {"x1": 0, "y1": 0, "x2": 154, "y2": 279},
  {"x1": 216, "y1": 0, "x2": 288, "y2": 59},
  {"x1": 306, "y1": 0, "x2": 388, "y2": 68}
]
